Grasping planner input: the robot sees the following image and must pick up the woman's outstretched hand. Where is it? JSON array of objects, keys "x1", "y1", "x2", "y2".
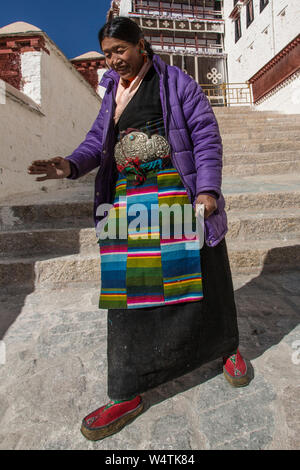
[
  {"x1": 27, "y1": 157, "x2": 71, "y2": 181},
  {"x1": 195, "y1": 194, "x2": 217, "y2": 219}
]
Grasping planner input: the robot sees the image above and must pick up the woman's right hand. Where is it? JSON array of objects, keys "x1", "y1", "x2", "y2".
[{"x1": 27, "y1": 156, "x2": 71, "y2": 181}]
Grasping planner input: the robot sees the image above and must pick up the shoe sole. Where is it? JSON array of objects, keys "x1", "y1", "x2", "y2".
[
  {"x1": 223, "y1": 367, "x2": 251, "y2": 387},
  {"x1": 80, "y1": 401, "x2": 144, "y2": 441}
]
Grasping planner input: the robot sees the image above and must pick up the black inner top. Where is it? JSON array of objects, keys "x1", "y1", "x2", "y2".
[{"x1": 115, "y1": 65, "x2": 163, "y2": 135}]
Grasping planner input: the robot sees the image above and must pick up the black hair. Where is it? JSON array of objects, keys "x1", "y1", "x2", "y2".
[{"x1": 98, "y1": 16, "x2": 154, "y2": 59}]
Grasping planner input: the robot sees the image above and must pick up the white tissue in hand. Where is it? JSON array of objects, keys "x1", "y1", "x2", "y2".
[
  {"x1": 196, "y1": 203, "x2": 205, "y2": 249},
  {"x1": 196, "y1": 203, "x2": 205, "y2": 219}
]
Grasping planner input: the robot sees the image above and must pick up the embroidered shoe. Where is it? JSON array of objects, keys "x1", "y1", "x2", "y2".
[
  {"x1": 80, "y1": 395, "x2": 144, "y2": 441},
  {"x1": 223, "y1": 348, "x2": 250, "y2": 387}
]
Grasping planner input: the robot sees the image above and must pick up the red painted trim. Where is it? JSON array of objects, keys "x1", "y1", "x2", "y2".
[
  {"x1": 0, "y1": 34, "x2": 50, "y2": 55},
  {"x1": 71, "y1": 59, "x2": 108, "y2": 91},
  {"x1": 132, "y1": 0, "x2": 222, "y2": 20},
  {"x1": 0, "y1": 33, "x2": 50, "y2": 90},
  {"x1": 130, "y1": 12, "x2": 224, "y2": 23},
  {"x1": 248, "y1": 34, "x2": 300, "y2": 102},
  {"x1": 0, "y1": 50, "x2": 21, "y2": 89},
  {"x1": 229, "y1": 1, "x2": 248, "y2": 19}
]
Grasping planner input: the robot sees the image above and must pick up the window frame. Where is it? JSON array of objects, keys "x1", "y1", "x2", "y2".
[
  {"x1": 260, "y1": 0, "x2": 269, "y2": 13},
  {"x1": 246, "y1": 0, "x2": 254, "y2": 28},
  {"x1": 235, "y1": 14, "x2": 242, "y2": 43}
]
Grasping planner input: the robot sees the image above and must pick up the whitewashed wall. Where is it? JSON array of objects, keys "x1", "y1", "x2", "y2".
[
  {"x1": 0, "y1": 34, "x2": 102, "y2": 201},
  {"x1": 254, "y1": 70, "x2": 300, "y2": 114},
  {"x1": 224, "y1": 0, "x2": 299, "y2": 82},
  {"x1": 223, "y1": 0, "x2": 300, "y2": 112},
  {"x1": 119, "y1": 0, "x2": 132, "y2": 16}
]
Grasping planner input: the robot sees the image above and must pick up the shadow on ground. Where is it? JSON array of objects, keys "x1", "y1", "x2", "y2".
[{"x1": 142, "y1": 247, "x2": 300, "y2": 409}]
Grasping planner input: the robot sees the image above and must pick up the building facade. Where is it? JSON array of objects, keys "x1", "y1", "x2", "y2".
[
  {"x1": 224, "y1": 0, "x2": 300, "y2": 111},
  {"x1": 106, "y1": 1, "x2": 300, "y2": 111},
  {"x1": 107, "y1": 0, "x2": 227, "y2": 105}
]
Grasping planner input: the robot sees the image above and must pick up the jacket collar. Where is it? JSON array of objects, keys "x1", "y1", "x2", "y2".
[{"x1": 99, "y1": 54, "x2": 167, "y2": 91}]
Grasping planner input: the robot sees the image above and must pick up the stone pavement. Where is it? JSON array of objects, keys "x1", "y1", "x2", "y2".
[{"x1": 0, "y1": 268, "x2": 299, "y2": 450}]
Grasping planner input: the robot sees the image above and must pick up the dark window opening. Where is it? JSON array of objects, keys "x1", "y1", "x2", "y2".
[
  {"x1": 246, "y1": 0, "x2": 254, "y2": 28},
  {"x1": 235, "y1": 15, "x2": 242, "y2": 43},
  {"x1": 260, "y1": 0, "x2": 269, "y2": 13}
]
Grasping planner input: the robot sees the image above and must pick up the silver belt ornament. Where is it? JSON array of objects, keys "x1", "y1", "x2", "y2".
[{"x1": 114, "y1": 131, "x2": 171, "y2": 165}]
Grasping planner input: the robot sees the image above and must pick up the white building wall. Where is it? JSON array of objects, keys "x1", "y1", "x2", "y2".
[
  {"x1": 21, "y1": 51, "x2": 42, "y2": 105},
  {"x1": 224, "y1": 0, "x2": 300, "y2": 83},
  {"x1": 97, "y1": 68, "x2": 108, "y2": 98},
  {"x1": 0, "y1": 34, "x2": 102, "y2": 200},
  {"x1": 119, "y1": 0, "x2": 132, "y2": 16},
  {"x1": 254, "y1": 70, "x2": 300, "y2": 114}
]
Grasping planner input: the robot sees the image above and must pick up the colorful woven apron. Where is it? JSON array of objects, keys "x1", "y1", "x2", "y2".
[{"x1": 98, "y1": 123, "x2": 203, "y2": 309}]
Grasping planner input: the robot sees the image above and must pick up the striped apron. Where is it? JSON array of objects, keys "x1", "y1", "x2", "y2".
[{"x1": 97, "y1": 135, "x2": 203, "y2": 309}]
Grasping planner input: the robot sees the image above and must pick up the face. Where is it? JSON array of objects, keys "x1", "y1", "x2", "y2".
[{"x1": 101, "y1": 37, "x2": 145, "y2": 80}]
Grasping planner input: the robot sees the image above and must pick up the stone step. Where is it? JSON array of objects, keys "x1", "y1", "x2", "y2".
[
  {"x1": 1, "y1": 175, "x2": 300, "y2": 231},
  {"x1": 0, "y1": 185, "x2": 94, "y2": 231},
  {"x1": 216, "y1": 114, "x2": 300, "y2": 124},
  {"x1": 67, "y1": 149, "x2": 300, "y2": 183},
  {"x1": 222, "y1": 173, "x2": 300, "y2": 203},
  {"x1": 219, "y1": 120, "x2": 300, "y2": 129},
  {"x1": 0, "y1": 253, "x2": 100, "y2": 289},
  {"x1": 1, "y1": 235, "x2": 299, "y2": 288},
  {"x1": 225, "y1": 190, "x2": 300, "y2": 211},
  {"x1": 213, "y1": 105, "x2": 263, "y2": 111},
  {"x1": 223, "y1": 160, "x2": 300, "y2": 177},
  {"x1": 223, "y1": 150, "x2": 300, "y2": 165},
  {"x1": 82, "y1": 156, "x2": 300, "y2": 185},
  {"x1": 218, "y1": 123, "x2": 300, "y2": 133},
  {"x1": 223, "y1": 141, "x2": 300, "y2": 153},
  {"x1": 59, "y1": 149, "x2": 300, "y2": 187},
  {"x1": 221, "y1": 130, "x2": 300, "y2": 141},
  {"x1": 213, "y1": 106, "x2": 297, "y2": 116},
  {"x1": 1, "y1": 207, "x2": 299, "y2": 258},
  {"x1": 227, "y1": 208, "x2": 300, "y2": 242},
  {"x1": 226, "y1": 239, "x2": 300, "y2": 274},
  {"x1": 0, "y1": 227, "x2": 98, "y2": 259}
]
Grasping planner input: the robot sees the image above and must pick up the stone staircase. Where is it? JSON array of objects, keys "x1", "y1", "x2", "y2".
[{"x1": 1, "y1": 106, "x2": 300, "y2": 292}]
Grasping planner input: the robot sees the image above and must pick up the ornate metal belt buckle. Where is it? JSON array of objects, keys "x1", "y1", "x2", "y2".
[{"x1": 114, "y1": 131, "x2": 170, "y2": 165}]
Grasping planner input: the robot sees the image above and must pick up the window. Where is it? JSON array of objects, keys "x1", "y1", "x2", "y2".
[
  {"x1": 235, "y1": 14, "x2": 242, "y2": 43},
  {"x1": 260, "y1": 0, "x2": 269, "y2": 13},
  {"x1": 246, "y1": 0, "x2": 254, "y2": 27}
]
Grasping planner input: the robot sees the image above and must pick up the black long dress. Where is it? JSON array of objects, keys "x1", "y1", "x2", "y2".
[{"x1": 105, "y1": 66, "x2": 239, "y2": 400}]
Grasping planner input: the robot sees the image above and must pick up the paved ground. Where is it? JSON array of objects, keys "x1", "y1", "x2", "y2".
[{"x1": 0, "y1": 268, "x2": 299, "y2": 450}]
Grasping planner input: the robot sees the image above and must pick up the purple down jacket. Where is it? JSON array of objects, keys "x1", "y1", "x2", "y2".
[{"x1": 65, "y1": 54, "x2": 228, "y2": 247}]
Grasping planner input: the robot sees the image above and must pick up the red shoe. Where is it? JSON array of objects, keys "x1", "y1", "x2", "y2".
[
  {"x1": 80, "y1": 395, "x2": 144, "y2": 441},
  {"x1": 223, "y1": 348, "x2": 250, "y2": 387}
]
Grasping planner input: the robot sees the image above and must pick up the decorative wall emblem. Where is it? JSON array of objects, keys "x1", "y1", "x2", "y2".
[
  {"x1": 194, "y1": 23, "x2": 201, "y2": 30},
  {"x1": 145, "y1": 20, "x2": 153, "y2": 27},
  {"x1": 163, "y1": 21, "x2": 170, "y2": 28},
  {"x1": 178, "y1": 22, "x2": 186, "y2": 29},
  {"x1": 207, "y1": 68, "x2": 222, "y2": 84}
]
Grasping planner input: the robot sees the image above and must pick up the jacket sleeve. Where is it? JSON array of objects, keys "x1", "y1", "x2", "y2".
[
  {"x1": 181, "y1": 79, "x2": 223, "y2": 198},
  {"x1": 64, "y1": 103, "x2": 105, "y2": 179}
]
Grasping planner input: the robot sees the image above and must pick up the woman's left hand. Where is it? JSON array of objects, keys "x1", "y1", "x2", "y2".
[{"x1": 195, "y1": 194, "x2": 217, "y2": 219}]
